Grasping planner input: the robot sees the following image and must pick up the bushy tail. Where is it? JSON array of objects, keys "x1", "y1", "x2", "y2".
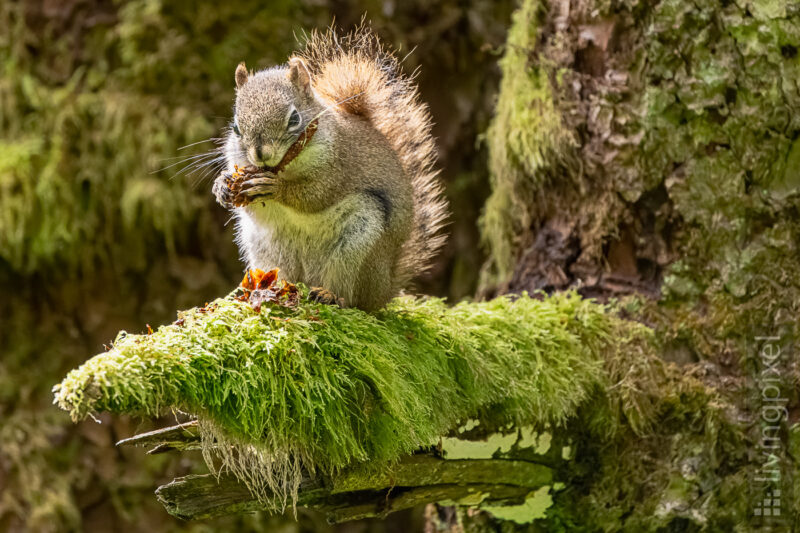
[{"x1": 296, "y1": 24, "x2": 448, "y2": 288}]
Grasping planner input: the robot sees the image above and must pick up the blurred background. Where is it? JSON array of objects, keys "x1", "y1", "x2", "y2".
[{"x1": 0, "y1": 1, "x2": 516, "y2": 531}]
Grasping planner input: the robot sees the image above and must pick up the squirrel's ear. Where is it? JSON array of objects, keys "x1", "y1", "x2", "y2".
[
  {"x1": 235, "y1": 62, "x2": 249, "y2": 89},
  {"x1": 287, "y1": 57, "x2": 312, "y2": 97}
]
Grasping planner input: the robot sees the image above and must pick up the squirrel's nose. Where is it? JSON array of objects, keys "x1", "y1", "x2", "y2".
[
  {"x1": 249, "y1": 144, "x2": 280, "y2": 167},
  {"x1": 248, "y1": 145, "x2": 269, "y2": 167},
  {"x1": 256, "y1": 145, "x2": 272, "y2": 163}
]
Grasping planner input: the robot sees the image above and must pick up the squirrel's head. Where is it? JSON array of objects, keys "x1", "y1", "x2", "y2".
[{"x1": 231, "y1": 58, "x2": 323, "y2": 168}]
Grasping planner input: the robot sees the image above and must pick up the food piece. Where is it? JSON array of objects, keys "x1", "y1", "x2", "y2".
[
  {"x1": 227, "y1": 165, "x2": 260, "y2": 207},
  {"x1": 238, "y1": 268, "x2": 299, "y2": 311}
]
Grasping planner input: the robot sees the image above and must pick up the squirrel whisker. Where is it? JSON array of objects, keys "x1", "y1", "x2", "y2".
[
  {"x1": 153, "y1": 152, "x2": 222, "y2": 174},
  {"x1": 176, "y1": 138, "x2": 220, "y2": 151}
]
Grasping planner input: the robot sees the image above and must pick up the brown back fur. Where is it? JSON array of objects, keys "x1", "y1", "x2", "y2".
[{"x1": 295, "y1": 25, "x2": 448, "y2": 288}]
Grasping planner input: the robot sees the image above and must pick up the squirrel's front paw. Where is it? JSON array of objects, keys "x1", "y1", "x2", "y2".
[
  {"x1": 309, "y1": 287, "x2": 344, "y2": 307},
  {"x1": 213, "y1": 167, "x2": 277, "y2": 209},
  {"x1": 237, "y1": 169, "x2": 278, "y2": 204},
  {"x1": 213, "y1": 173, "x2": 236, "y2": 209}
]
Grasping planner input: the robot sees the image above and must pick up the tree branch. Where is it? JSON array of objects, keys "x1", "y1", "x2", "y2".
[{"x1": 123, "y1": 423, "x2": 555, "y2": 522}]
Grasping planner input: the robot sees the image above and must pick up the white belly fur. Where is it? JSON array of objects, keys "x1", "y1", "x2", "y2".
[{"x1": 234, "y1": 194, "x2": 382, "y2": 293}]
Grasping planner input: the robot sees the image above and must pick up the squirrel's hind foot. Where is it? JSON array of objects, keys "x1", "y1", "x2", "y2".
[{"x1": 309, "y1": 287, "x2": 345, "y2": 308}]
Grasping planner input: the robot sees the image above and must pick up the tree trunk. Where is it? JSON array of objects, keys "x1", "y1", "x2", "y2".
[{"x1": 467, "y1": 0, "x2": 800, "y2": 530}]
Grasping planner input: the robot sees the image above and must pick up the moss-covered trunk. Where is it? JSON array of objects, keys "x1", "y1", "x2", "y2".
[{"x1": 463, "y1": 0, "x2": 800, "y2": 530}]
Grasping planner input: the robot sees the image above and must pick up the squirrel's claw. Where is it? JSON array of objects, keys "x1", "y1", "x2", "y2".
[{"x1": 309, "y1": 287, "x2": 344, "y2": 307}]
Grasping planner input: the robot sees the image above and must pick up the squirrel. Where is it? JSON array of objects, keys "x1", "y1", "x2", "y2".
[{"x1": 212, "y1": 27, "x2": 448, "y2": 312}]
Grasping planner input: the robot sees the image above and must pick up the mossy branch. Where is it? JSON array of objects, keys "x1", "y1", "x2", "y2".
[{"x1": 53, "y1": 287, "x2": 720, "y2": 519}]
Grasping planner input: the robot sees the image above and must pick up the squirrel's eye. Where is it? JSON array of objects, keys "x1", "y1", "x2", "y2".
[
  {"x1": 232, "y1": 121, "x2": 241, "y2": 136},
  {"x1": 287, "y1": 109, "x2": 301, "y2": 131}
]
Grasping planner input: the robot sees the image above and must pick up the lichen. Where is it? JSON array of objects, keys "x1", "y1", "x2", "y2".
[{"x1": 480, "y1": 0, "x2": 800, "y2": 359}]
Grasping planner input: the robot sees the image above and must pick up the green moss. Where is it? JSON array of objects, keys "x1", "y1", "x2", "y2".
[
  {"x1": 0, "y1": 0, "x2": 311, "y2": 526},
  {"x1": 54, "y1": 288, "x2": 665, "y2": 503},
  {"x1": 1, "y1": 1, "x2": 517, "y2": 528}
]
